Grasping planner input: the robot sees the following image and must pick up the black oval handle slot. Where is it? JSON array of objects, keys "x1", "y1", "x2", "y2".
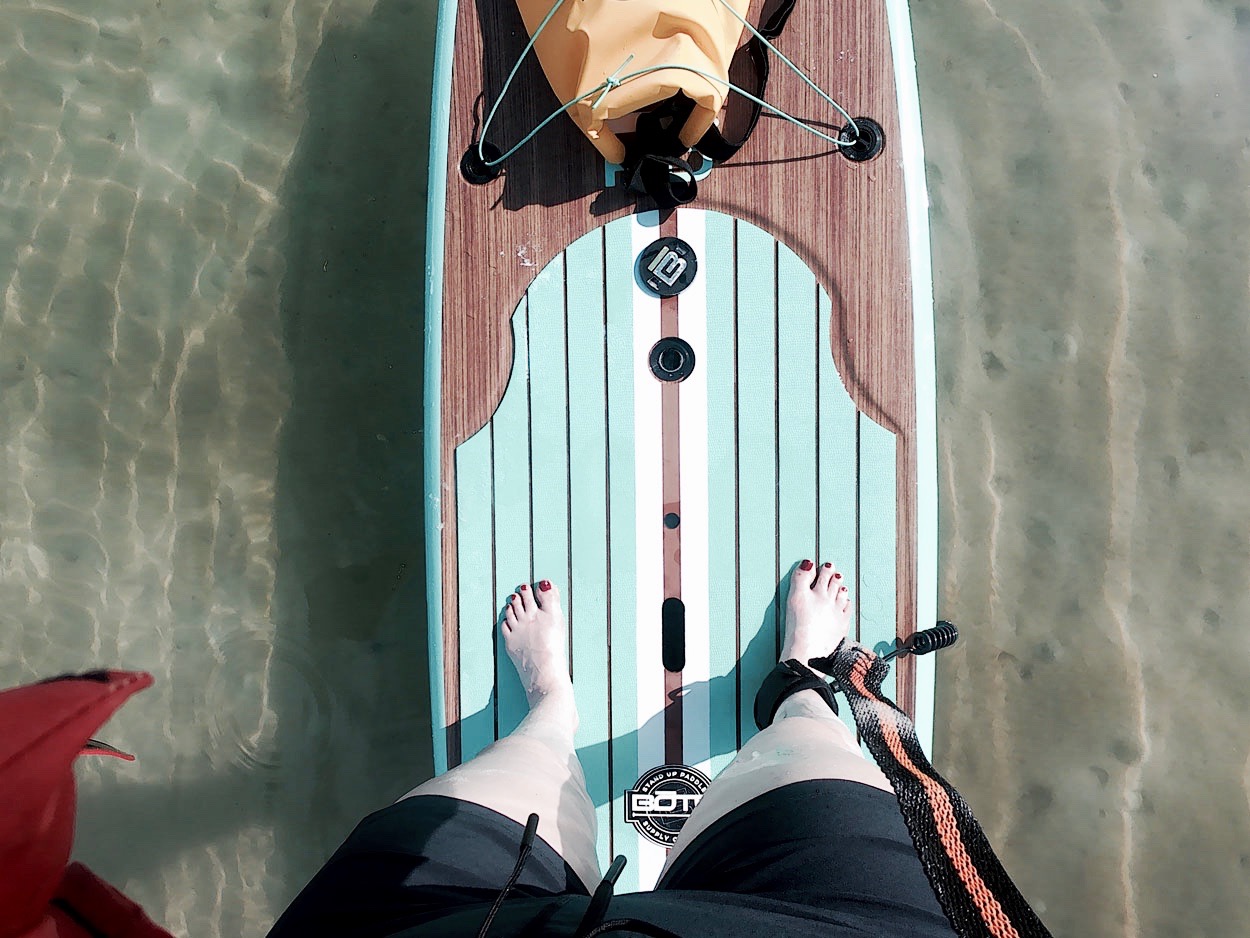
[{"x1": 662, "y1": 598, "x2": 686, "y2": 672}]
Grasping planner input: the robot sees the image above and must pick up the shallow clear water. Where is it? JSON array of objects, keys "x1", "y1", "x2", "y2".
[{"x1": 1, "y1": 0, "x2": 1248, "y2": 935}]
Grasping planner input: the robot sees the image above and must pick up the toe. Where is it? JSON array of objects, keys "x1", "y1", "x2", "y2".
[
  {"x1": 504, "y1": 603, "x2": 518, "y2": 630},
  {"x1": 536, "y1": 579, "x2": 560, "y2": 608},
  {"x1": 836, "y1": 583, "x2": 851, "y2": 611},
  {"x1": 789, "y1": 559, "x2": 817, "y2": 596},
  {"x1": 817, "y1": 562, "x2": 837, "y2": 591},
  {"x1": 518, "y1": 583, "x2": 536, "y2": 612}
]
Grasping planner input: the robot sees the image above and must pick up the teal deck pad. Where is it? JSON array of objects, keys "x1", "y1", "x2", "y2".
[{"x1": 450, "y1": 209, "x2": 909, "y2": 889}]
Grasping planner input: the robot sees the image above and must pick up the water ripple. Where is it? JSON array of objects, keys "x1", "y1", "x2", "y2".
[{"x1": 204, "y1": 631, "x2": 335, "y2": 772}]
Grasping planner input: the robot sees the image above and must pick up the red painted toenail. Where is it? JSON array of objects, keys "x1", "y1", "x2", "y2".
[
  {"x1": 839, "y1": 585, "x2": 847, "y2": 592},
  {"x1": 520, "y1": 584, "x2": 527, "y2": 591},
  {"x1": 509, "y1": 594, "x2": 516, "y2": 601},
  {"x1": 824, "y1": 563, "x2": 832, "y2": 568},
  {"x1": 800, "y1": 559, "x2": 813, "y2": 571},
  {"x1": 834, "y1": 572, "x2": 842, "y2": 579},
  {"x1": 539, "y1": 580, "x2": 552, "y2": 591}
]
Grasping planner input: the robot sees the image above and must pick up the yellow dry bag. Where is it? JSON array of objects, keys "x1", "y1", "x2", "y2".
[{"x1": 513, "y1": 0, "x2": 753, "y2": 166}]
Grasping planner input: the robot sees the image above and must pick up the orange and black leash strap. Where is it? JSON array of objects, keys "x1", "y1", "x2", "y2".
[{"x1": 811, "y1": 642, "x2": 1054, "y2": 938}]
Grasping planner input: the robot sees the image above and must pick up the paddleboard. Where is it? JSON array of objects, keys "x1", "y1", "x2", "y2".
[{"x1": 424, "y1": 0, "x2": 937, "y2": 893}]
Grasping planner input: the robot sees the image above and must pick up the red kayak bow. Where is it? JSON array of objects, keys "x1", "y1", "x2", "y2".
[{"x1": 0, "y1": 669, "x2": 173, "y2": 938}]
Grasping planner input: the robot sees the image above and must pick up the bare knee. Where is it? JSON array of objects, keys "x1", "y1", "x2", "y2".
[
  {"x1": 772, "y1": 694, "x2": 861, "y2": 752},
  {"x1": 733, "y1": 724, "x2": 891, "y2": 791}
]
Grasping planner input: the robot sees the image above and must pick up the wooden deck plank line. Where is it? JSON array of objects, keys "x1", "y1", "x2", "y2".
[
  {"x1": 732, "y1": 218, "x2": 742, "y2": 752},
  {"x1": 773, "y1": 238, "x2": 782, "y2": 667},
  {"x1": 600, "y1": 224, "x2": 615, "y2": 864},
  {"x1": 698, "y1": 210, "x2": 737, "y2": 782},
  {"x1": 677, "y1": 209, "x2": 713, "y2": 782},
  {"x1": 444, "y1": 430, "x2": 461, "y2": 769},
  {"x1": 567, "y1": 226, "x2": 614, "y2": 871}
]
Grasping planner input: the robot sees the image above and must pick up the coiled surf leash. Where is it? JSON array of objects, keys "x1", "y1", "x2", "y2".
[
  {"x1": 808, "y1": 626, "x2": 1055, "y2": 938},
  {"x1": 878, "y1": 620, "x2": 961, "y2": 663}
]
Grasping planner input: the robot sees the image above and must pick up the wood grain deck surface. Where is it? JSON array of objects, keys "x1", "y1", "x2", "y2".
[{"x1": 437, "y1": 0, "x2": 918, "y2": 764}]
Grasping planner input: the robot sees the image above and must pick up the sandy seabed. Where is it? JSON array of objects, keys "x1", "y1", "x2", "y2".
[{"x1": 1, "y1": 0, "x2": 1248, "y2": 935}]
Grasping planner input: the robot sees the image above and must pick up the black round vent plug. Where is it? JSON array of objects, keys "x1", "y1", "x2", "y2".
[
  {"x1": 838, "y1": 117, "x2": 885, "y2": 162},
  {"x1": 649, "y1": 337, "x2": 696, "y2": 383},
  {"x1": 461, "y1": 141, "x2": 503, "y2": 184}
]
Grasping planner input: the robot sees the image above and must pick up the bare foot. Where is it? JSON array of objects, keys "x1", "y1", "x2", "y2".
[
  {"x1": 781, "y1": 560, "x2": 853, "y2": 675},
  {"x1": 501, "y1": 580, "x2": 576, "y2": 718}
]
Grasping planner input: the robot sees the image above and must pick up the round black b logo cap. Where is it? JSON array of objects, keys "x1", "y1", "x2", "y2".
[{"x1": 637, "y1": 237, "x2": 697, "y2": 297}]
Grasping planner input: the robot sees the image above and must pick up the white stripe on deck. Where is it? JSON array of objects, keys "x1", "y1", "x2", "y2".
[{"x1": 631, "y1": 210, "x2": 668, "y2": 886}]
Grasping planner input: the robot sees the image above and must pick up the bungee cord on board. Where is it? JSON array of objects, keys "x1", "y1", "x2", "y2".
[{"x1": 465, "y1": 0, "x2": 879, "y2": 201}]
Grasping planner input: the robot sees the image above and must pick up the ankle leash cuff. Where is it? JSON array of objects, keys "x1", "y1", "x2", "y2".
[{"x1": 753, "y1": 659, "x2": 839, "y2": 730}]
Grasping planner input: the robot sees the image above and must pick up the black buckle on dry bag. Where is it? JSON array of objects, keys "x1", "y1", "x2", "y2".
[
  {"x1": 621, "y1": 0, "x2": 799, "y2": 195},
  {"x1": 623, "y1": 154, "x2": 697, "y2": 209},
  {"x1": 621, "y1": 94, "x2": 700, "y2": 209}
]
